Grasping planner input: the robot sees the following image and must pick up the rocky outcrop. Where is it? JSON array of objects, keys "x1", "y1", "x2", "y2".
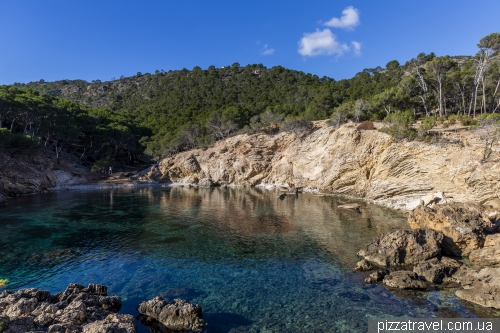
[
  {"x1": 408, "y1": 203, "x2": 495, "y2": 256},
  {"x1": 0, "y1": 151, "x2": 88, "y2": 199},
  {"x1": 137, "y1": 297, "x2": 206, "y2": 332},
  {"x1": 354, "y1": 259, "x2": 373, "y2": 271},
  {"x1": 383, "y1": 271, "x2": 428, "y2": 290},
  {"x1": 0, "y1": 283, "x2": 135, "y2": 333},
  {"x1": 198, "y1": 178, "x2": 214, "y2": 187},
  {"x1": 141, "y1": 123, "x2": 500, "y2": 210},
  {"x1": 357, "y1": 229, "x2": 443, "y2": 267},
  {"x1": 484, "y1": 234, "x2": 500, "y2": 247},
  {"x1": 413, "y1": 258, "x2": 458, "y2": 283},
  {"x1": 365, "y1": 271, "x2": 386, "y2": 284},
  {"x1": 454, "y1": 267, "x2": 500, "y2": 309},
  {"x1": 469, "y1": 246, "x2": 500, "y2": 266}
]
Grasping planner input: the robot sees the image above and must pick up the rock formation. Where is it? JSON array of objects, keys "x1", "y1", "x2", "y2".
[
  {"x1": 383, "y1": 271, "x2": 428, "y2": 290},
  {"x1": 141, "y1": 123, "x2": 500, "y2": 210},
  {"x1": 408, "y1": 202, "x2": 495, "y2": 256},
  {"x1": 357, "y1": 229, "x2": 443, "y2": 266},
  {"x1": 412, "y1": 258, "x2": 458, "y2": 284},
  {"x1": 0, "y1": 283, "x2": 135, "y2": 333},
  {"x1": 137, "y1": 297, "x2": 206, "y2": 332},
  {"x1": 453, "y1": 267, "x2": 500, "y2": 309}
]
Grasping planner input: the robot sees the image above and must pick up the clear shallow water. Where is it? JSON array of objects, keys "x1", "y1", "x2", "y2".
[{"x1": 0, "y1": 187, "x2": 489, "y2": 332}]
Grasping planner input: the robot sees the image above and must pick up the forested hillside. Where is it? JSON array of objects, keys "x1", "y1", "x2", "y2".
[
  {"x1": 0, "y1": 86, "x2": 149, "y2": 172},
  {"x1": 3, "y1": 33, "x2": 499, "y2": 169}
]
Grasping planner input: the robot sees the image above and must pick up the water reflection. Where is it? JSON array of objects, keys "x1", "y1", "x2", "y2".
[{"x1": 0, "y1": 187, "x2": 480, "y2": 333}]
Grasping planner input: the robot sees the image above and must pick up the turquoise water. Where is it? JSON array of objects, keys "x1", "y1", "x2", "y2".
[{"x1": 0, "y1": 187, "x2": 485, "y2": 332}]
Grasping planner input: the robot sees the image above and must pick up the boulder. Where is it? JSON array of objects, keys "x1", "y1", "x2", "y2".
[
  {"x1": 354, "y1": 259, "x2": 373, "y2": 271},
  {"x1": 0, "y1": 284, "x2": 134, "y2": 333},
  {"x1": 137, "y1": 297, "x2": 206, "y2": 332},
  {"x1": 365, "y1": 271, "x2": 386, "y2": 284},
  {"x1": 454, "y1": 267, "x2": 500, "y2": 309},
  {"x1": 383, "y1": 271, "x2": 428, "y2": 290},
  {"x1": 357, "y1": 229, "x2": 443, "y2": 267},
  {"x1": 413, "y1": 258, "x2": 457, "y2": 283},
  {"x1": 469, "y1": 246, "x2": 500, "y2": 266},
  {"x1": 408, "y1": 202, "x2": 494, "y2": 256}
]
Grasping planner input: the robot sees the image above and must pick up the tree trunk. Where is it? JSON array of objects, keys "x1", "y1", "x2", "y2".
[{"x1": 488, "y1": 78, "x2": 500, "y2": 112}]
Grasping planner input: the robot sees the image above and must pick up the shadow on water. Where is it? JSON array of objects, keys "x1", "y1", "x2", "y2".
[
  {"x1": 0, "y1": 186, "x2": 491, "y2": 332},
  {"x1": 204, "y1": 313, "x2": 253, "y2": 333}
]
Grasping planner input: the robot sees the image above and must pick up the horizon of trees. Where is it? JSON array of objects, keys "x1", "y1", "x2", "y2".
[{"x1": 2, "y1": 32, "x2": 499, "y2": 167}]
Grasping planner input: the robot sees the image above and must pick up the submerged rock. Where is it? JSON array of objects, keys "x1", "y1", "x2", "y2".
[
  {"x1": 338, "y1": 203, "x2": 361, "y2": 210},
  {"x1": 357, "y1": 229, "x2": 443, "y2": 267},
  {"x1": 408, "y1": 202, "x2": 494, "y2": 256},
  {"x1": 383, "y1": 271, "x2": 428, "y2": 290},
  {"x1": 137, "y1": 297, "x2": 206, "y2": 332},
  {"x1": 0, "y1": 283, "x2": 135, "y2": 333}
]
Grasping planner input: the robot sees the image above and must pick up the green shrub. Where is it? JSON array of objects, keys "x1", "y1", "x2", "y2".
[
  {"x1": 448, "y1": 114, "x2": 459, "y2": 125},
  {"x1": 458, "y1": 114, "x2": 477, "y2": 126},
  {"x1": 418, "y1": 117, "x2": 436, "y2": 137},
  {"x1": 380, "y1": 110, "x2": 415, "y2": 141},
  {"x1": 280, "y1": 117, "x2": 313, "y2": 134},
  {"x1": 327, "y1": 105, "x2": 350, "y2": 127}
]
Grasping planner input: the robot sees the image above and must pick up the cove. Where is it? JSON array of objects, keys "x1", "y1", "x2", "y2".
[{"x1": 0, "y1": 187, "x2": 489, "y2": 332}]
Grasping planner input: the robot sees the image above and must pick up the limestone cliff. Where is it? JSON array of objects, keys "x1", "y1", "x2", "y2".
[{"x1": 142, "y1": 123, "x2": 500, "y2": 210}]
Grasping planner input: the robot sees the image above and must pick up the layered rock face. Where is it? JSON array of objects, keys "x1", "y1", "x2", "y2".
[
  {"x1": 142, "y1": 123, "x2": 500, "y2": 210},
  {"x1": 0, "y1": 283, "x2": 135, "y2": 333}
]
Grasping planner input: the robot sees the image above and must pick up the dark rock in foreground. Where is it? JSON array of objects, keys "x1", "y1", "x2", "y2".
[
  {"x1": 357, "y1": 229, "x2": 443, "y2": 267},
  {"x1": 137, "y1": 297, "x2": 206, "y2": 333},
  {"x1": 0, "y1": 283, "x2": 135, "y2": 333}
]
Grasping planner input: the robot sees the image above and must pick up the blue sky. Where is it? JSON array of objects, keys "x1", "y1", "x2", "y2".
[{"x1": 1, "y1": 0, "x2": 499, "y2": 84}]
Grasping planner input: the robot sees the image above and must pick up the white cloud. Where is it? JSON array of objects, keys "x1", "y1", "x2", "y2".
[
  {"x1": 298, "y1": 29, "x2": 348, "y2": 57},
  {"x1": 351, "y1": 41, "x2": 362, "y2": 56},
  {"x1": 261, "y1": 44, "x2": 275, "y2": 56},
  {"x1": 324, "y1": 6, "x2": 360, "y2": 30},
  {"x1": 262, "y1": 48, "x2": 275, "y2": 55}
]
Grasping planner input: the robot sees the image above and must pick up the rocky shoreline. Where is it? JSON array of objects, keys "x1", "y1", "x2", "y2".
[
  {"x1": 0, "y1": 283, "x2": 206, "y2": 333},
  {"x1": 355, "y1": 201, "x2": 500, "y2": 309}
]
